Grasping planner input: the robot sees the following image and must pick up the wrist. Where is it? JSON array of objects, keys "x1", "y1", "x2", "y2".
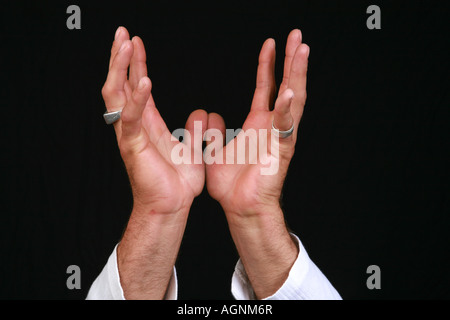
[
  {"x1": 224, "y1": 203, "x2": 284, "y2": 228},
  {"x1": 130, "y1": 201, "x2": 191, "y2": 224},
  {"x1": 226, "y1": 206, "x2": 295, "y2": 254},
  {"x1": 117, "y1": 205, "x2": 190, "y2": 299},
  {"x1": 131, "y1": 192, "x2": 194, "y2": 217},
  {"x1": 225, "y1": 205, "x2": 299, "y2": 299},
  {"x1": 119, "y1": 204, "x2": 190, "y2": 258}
]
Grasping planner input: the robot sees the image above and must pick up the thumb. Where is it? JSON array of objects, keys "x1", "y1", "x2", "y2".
[{"x1": 273, "y1": 88, "x2": 295, "y2": 142}]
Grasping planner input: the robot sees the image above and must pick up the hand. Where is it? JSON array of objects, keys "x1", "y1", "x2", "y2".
[
  {"x1": 103, "y1": 27, "x2": 206, "y2": 215},
  {"x1": 101, "y1": 27, "x2": 207, "y2": 299},
  {"x1": 205, "y1": 30, "x2": 310, "y2": 299}
]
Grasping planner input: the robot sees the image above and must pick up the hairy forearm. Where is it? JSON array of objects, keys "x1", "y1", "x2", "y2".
[
  {"x1": 226, "y1": 207, "x2": 299, "y2": 299},
  {"x1": 117, "y1": 205, "x2": 189, "y2": 300}
]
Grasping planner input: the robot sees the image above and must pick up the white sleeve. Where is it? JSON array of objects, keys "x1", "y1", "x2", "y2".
[
  {"x1": 85, "y1": 244, "x2": 178, "y2": 300},
  {"x1": 231, "y1": 234, "x2": 342, "y2": 300}
]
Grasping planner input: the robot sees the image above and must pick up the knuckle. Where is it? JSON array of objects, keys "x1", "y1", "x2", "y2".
[
  {"x1": 102, "y1": 85, "x2": 127, "y2": 109},
  {"x1": 118, "y1": 137, "x2": 138, "y2": 156},
  {"x1": 119, "y1": 133, "x2": 146, "y2": 157},
  {"x1": 120, "y1": 109, "x2": 133, "y2": 124},
  {"x1": 256, "y1": 80, "x2": 272, "y2": 89},
  {"x1": 101, "y1": 84, "x2": 112, "y2": 98}
]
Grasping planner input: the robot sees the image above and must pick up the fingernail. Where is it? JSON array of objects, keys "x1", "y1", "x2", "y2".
[{"x1": 115, "y1": 27, "x2": 122, "y2": 40}]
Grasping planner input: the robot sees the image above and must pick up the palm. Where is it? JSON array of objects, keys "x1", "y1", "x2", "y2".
[
  {"x1": 129, "y1": 107, "x2": 205, "y2": 213},
  {"x1": 206, "y1": 107, "x2": 283, "y2": 215}
]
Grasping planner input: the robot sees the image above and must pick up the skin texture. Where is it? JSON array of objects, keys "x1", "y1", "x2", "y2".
[{"x1": 101, "y1": 27, "x2": 309, "y2": 299}]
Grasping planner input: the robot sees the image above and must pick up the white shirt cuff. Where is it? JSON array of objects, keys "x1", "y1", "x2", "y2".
[
  {"x1": 86, "y1": 244, "x2": 178, "y2": 300},
  {"x1": 231, "y1": 234, "x2": 342, "y2": 300}
]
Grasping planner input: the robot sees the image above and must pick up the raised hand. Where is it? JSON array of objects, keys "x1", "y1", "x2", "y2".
[
  {"x1": 101, "y1": 27, "x2": 207, "y2": 299},
  {"x1": 205, "y1": 30, "x2": 310, "y2": 299}
]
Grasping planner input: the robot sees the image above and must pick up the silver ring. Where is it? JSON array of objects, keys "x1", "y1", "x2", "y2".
[
  {"x1": 103, "y1": 110, "x2": 122, "y2": 125},
  {"x1": 272, "y1": 121, "x2": 294, "y2": 138}
]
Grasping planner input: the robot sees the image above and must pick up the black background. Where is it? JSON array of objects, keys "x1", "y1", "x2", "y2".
[{"x1": 1, "y1": 0, "x2": 449, "y2": 299}]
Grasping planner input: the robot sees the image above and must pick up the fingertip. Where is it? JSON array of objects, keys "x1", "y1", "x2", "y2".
[
  {"x1": 284, "y1": 88, "x2": 295, "y2": 100},
  {"x1": 205, "y1": 113, "x2": 226, "y2": 146},
  {"x1": 189, "y1": 109, "x2": 208, "y2": 119},
  {"x1": 115, "y1": 27, "x2": 122, "y2": 40},
  {"x1": 191, "y1": 109, "x2": 209, "y2": 124},
  {"x1": 259, "y1": 38, "x2": 275, "y2": 58},
  {"x1": 290, "y1": 43, "x2": 309, "y2": 74},
  {"x1": 131, "y1": 35, "x2": 143, "y2": 46},
  {"x1": 273, "y1": 97, "x2": 294, "y2": 132},
  {"x1": 266, "y1": 38, "x2": 275, "y2": 47},
  {"x1": 285, "y1": 29, "x2": 302, "y2": 56},
  {"x1": 186, "y1": 109, "x2": 209, "y2": 133},
  {"x1": 115, "y1": 26, "x2": 127, "y2": 40},
  {"x1": 134, "y1": 78, "x2": 152, "y2": 106},
  {"x1": 260, "y1": 38, "x2": 276, "y2": 56},
  {"x1": 207, "y1": 113, "x2": 226, "y2": 132},
  {"x1": 195, "y1": 108, "x2": 209, "y2": 118},
  {"x1": 137, "y1": 76, "x2": 151, "y2": 90},
  {"x1": 275, "y1": 90, "x2": 294, "y2": 113},
  {"x1": 289, "y1": 29, "x2": 302, "y2": 42},
  {"x1": 300, "y1": 44, "x2": 310, "y2": 58},
  {"x1": 115, "y1": 26, "x2": 129, "y2": 40},
  {"x1": 208, "y1": 112, "x2": 225, "y2": 123},
  {"x1": 131, "y1": 36, "x2": 145, "y2": 55}
]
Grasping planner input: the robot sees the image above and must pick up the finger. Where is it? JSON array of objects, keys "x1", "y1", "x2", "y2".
[
  {"x1": 121, "y1": 77, "x2": 152, "y2": 140},
  {"x1": 251, "y1": 38, "x2": 277, "y2": 111},
  {"x1": 184, "y1": 110, "x2": 208, "y2": 164},
  {"x1": 204, "y1": 113, "x2": 227, "y2": 165},
  {"x1": 287, "y1": 43, "x2": 310, "y2": 126},
  {"x1": 185, "y1": 109, "x2": 208, "y2": 136},
  {"x1": 109, "y1": 26, "x2": 130, "y2": 69},
  {"x1": 102, "y1": 40, "x2": 134, "y2": 111},
  {"x1": 205, "y1": 113, "x2": 226, "y2": 147},
  {"x1": 271, "y1": 89, "x2": 296, "y2": 166},
  {"x1": 273, "y1": 89, "x2": 294, "y2": 139},
  {"x1": 129, "y1": 36, "x2": 148, "y2": 91},
  {"x1": 278, "y1": 29, "x2": 302, "y2": 96},
  {"x1": 185, "y1": 109, "x2": 208, "y2": 146}
]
